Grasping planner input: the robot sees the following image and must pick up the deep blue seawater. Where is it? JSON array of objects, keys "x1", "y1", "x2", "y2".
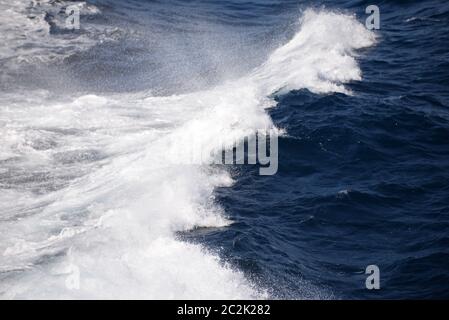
[
  {"x1": 1, "y1": 0, "x2": 448, "y2": 299},
  {"x1": 182, "y1": 0, "x2": 449, "y2": 299}
]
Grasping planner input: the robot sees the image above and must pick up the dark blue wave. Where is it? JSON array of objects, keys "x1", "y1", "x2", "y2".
[
  {"x1": 6, "y1": 0, "x2": 448, "y2": 299},
  {"x1": 182, "y1": 0, "x2": 449, "y2": 299}
]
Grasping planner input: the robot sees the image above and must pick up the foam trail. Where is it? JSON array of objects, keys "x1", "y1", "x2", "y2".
[
  {"x1": 0, "y1": 0, "x2": 100, "y2": 62},
  {"x1": 0, "y1": 10, "x2": 375, "y2": 299}
]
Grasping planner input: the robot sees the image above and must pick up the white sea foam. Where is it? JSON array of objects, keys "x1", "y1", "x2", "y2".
[
  {"x1": 0, "y1": 9, "x2": 375, "y2": 299},
  {"x1": 0, "y1": 0, "x2": 117, "y2": 85}
]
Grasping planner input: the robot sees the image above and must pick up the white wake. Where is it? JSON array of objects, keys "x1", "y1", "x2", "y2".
[{"x1": 0, "y1": 10, "x2": 375, "y2": 299}]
